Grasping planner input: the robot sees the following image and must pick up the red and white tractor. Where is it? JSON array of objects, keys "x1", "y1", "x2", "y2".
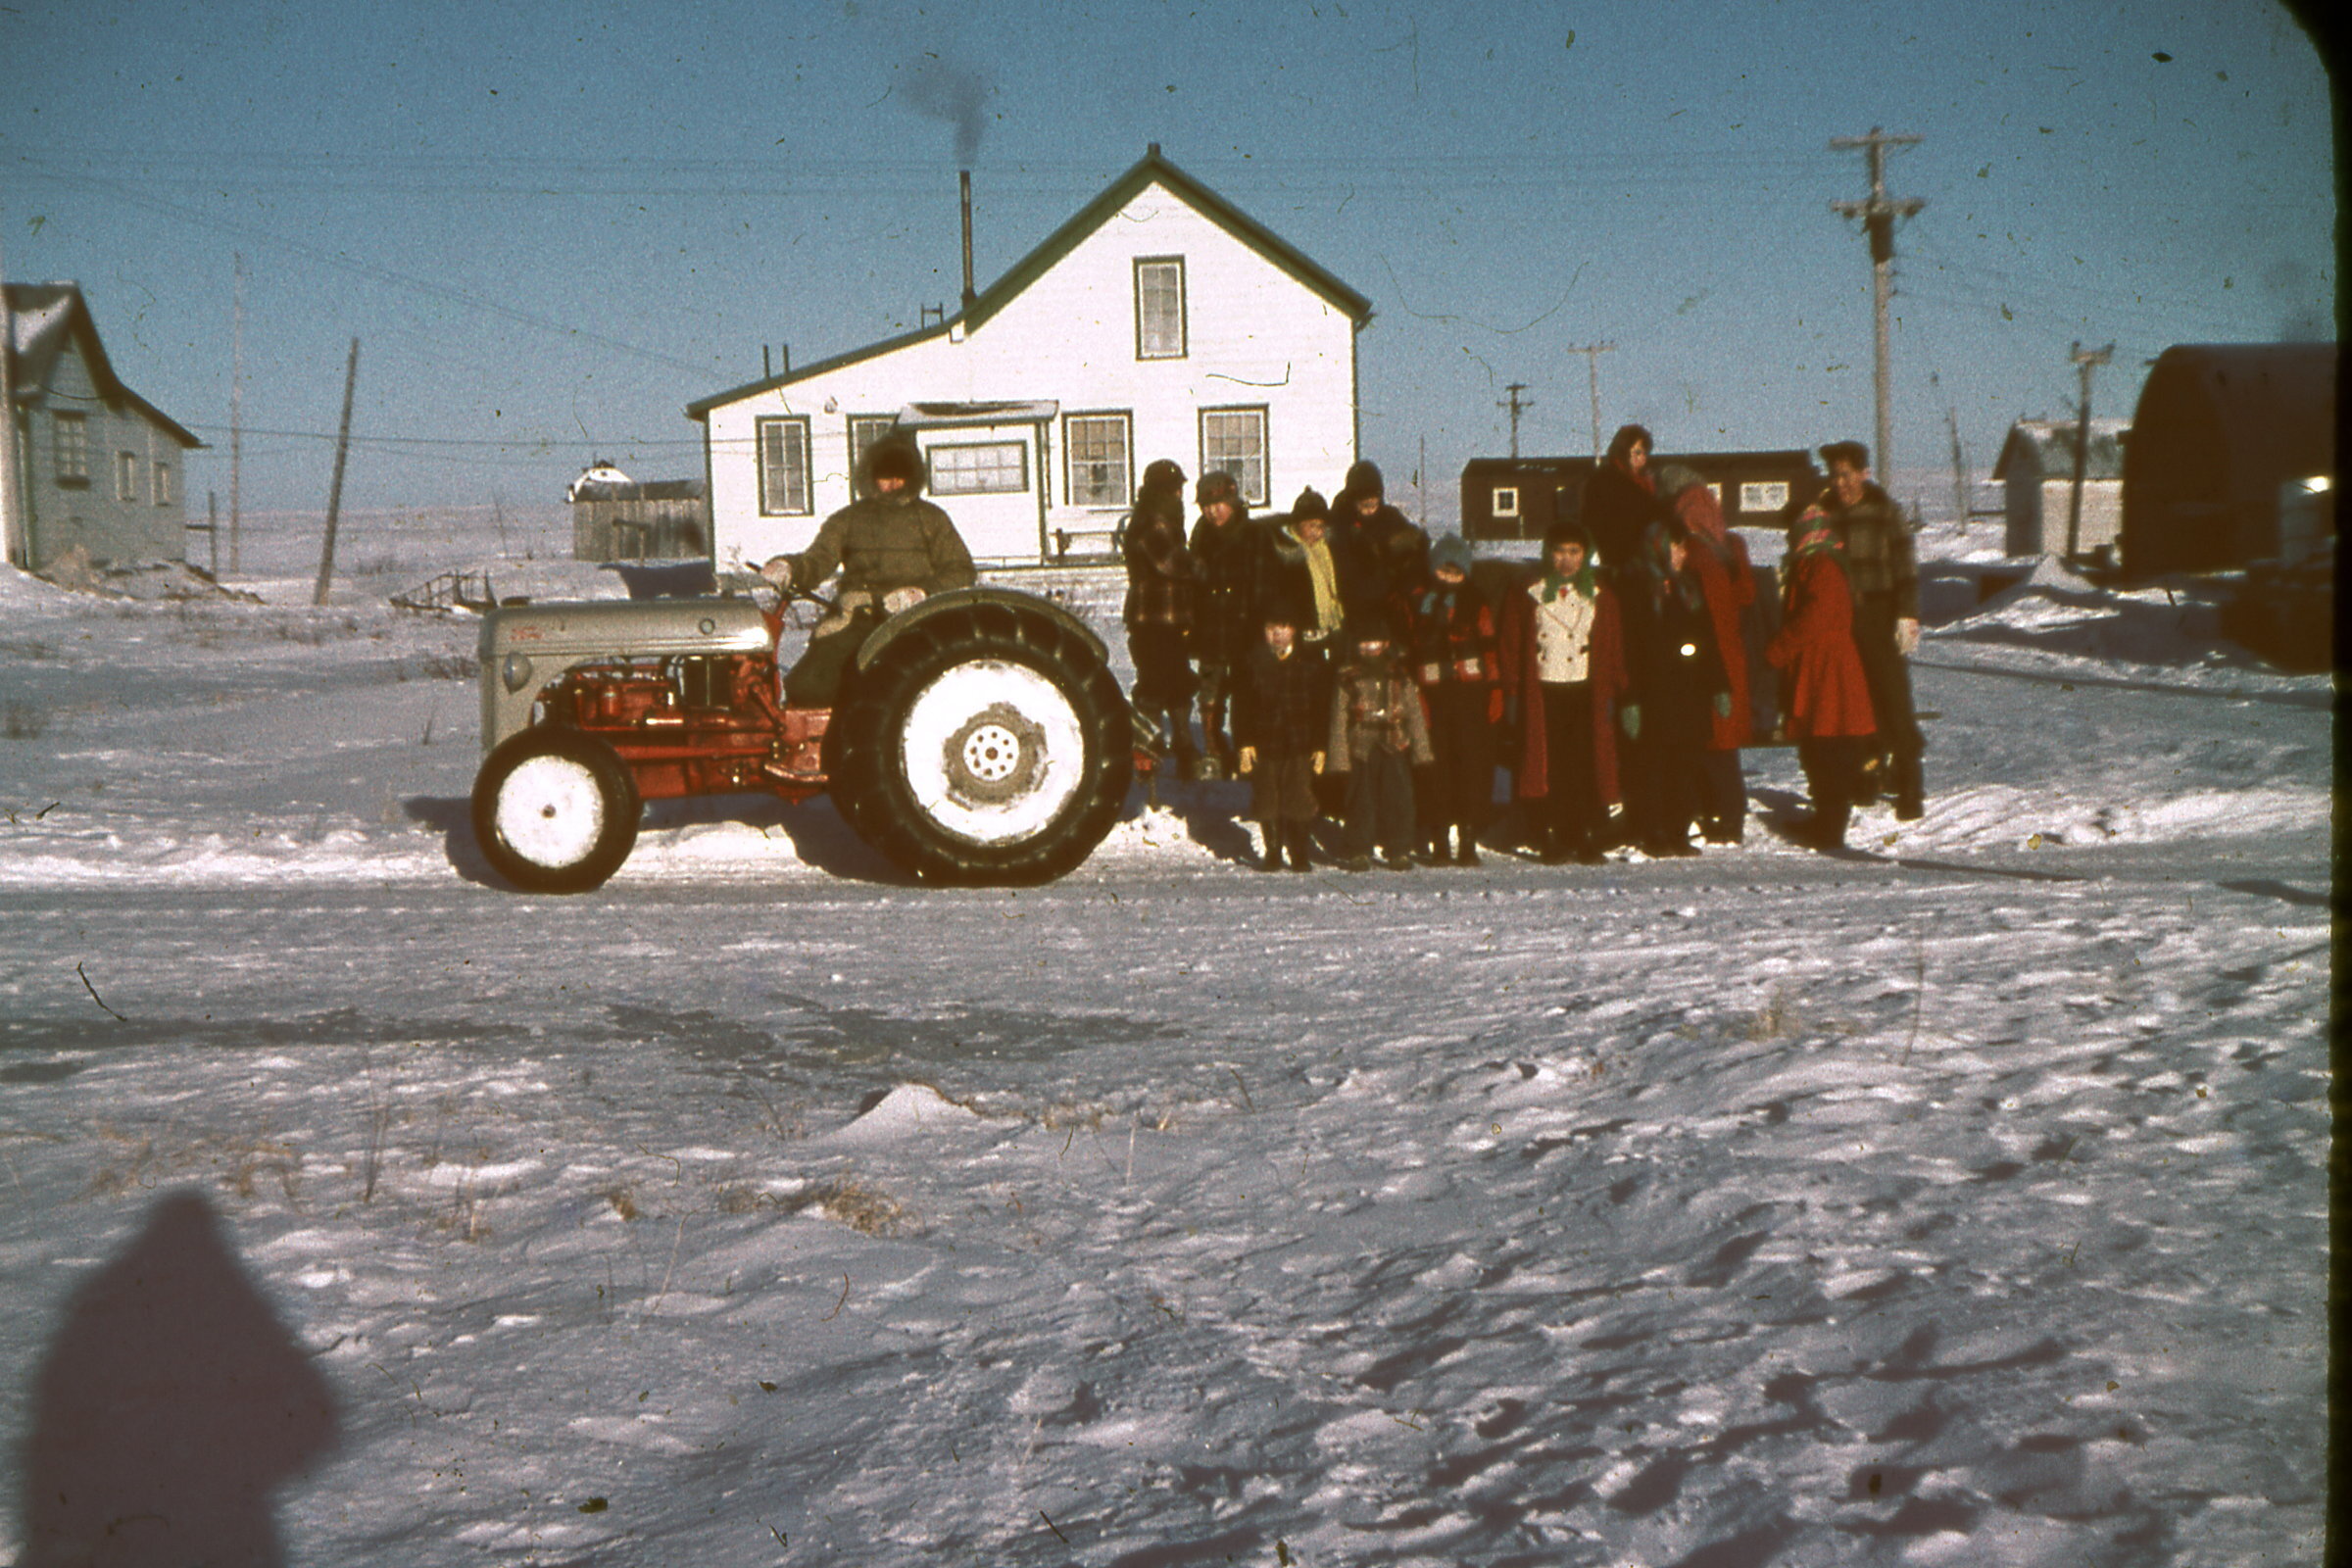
[{"x1": 470, "y1": 585, "x2": 1134, "y2": 892}]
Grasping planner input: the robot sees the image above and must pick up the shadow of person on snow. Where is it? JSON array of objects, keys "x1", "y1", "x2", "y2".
[{"x1": 16, "y1": 1188, "x2": 339, "y2": 1568}]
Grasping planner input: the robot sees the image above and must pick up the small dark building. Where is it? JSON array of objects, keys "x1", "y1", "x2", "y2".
[
  {"x1": 566, "y1": 462, "x2": 710, "y2": 561},
  {"x1": 4, "y1": 282, "x2": 204, "y2": 571},
  {"x1": 2122, "y1": 342, "x2": 2336, "y2": 576},
  {"x1": 1462, "y1": 450, "x2": 1821, "y2": 543}
]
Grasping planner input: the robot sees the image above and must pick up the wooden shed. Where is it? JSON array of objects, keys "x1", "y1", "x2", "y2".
[
  {"x1": 566, "y1": 463, "x2": 709, "y2": 561},
  {"x1": 1991, "y1": 417, "x2": 2128, "y2": 559}
]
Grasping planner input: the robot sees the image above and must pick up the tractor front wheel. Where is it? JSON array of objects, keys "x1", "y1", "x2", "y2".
[{"x1": 470, "y1": 727, "x2": 642, "y2": 893}]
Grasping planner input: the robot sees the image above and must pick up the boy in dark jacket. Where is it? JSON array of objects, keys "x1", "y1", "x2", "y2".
[
  {"x1": 1409, "y1": 534, "x2": 1501, "y2": 865},
  {"x1": 1326, "y1": 614, "x2": 1435, "y2": 871},
  {"x1": 1617, "y1": 516, "x2": 1733, "y2": 857},
  {"x1": 1233, "y1": 604, "x2": 1330, "y2": 871},
  {"x1": 1187, "y1": 469, "x2": 1254, "y2": 779}
]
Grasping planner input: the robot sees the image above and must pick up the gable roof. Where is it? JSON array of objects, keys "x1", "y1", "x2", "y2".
[
  {"x1": 1992, "y1": 417, "x2": 2128, "y2": 483},
  {"x1": 5, "y1": 282, "x2": 204, "y2": 448},
  {"x1": 689, "y1": 147, "x2": 1373, "y2": 420}
]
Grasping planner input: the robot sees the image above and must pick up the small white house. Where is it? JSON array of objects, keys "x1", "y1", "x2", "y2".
[
  {"x1": 688, "y1": 147, "x2": 1374, "y2": 568},
  {"x1": 1992, "y1": 416, "x2": 2129, "y2": 559}
]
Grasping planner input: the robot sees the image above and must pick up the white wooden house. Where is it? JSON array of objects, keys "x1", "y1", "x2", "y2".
[
  {"x1": 688, "y1": 147, "x2": 1374, "y2": 568},
  {"x1": 1992, "y1": 416, "x2": 2128, "y2": 559}
]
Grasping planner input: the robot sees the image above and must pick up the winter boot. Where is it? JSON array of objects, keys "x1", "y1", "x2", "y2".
[
  {"x1": 1252, "y1": 825, "x2": 1284, "y2": 872},
  {"x1": 1891, "y1": 750, "x2": 1926, "y2": 821},
  {"x1": 1284, "y1": 822, "x2": 1315, "y2": 872},
  {"x1": 1807, "y1": 801, "x2": 1852, "y2": 852},
  {"x1": 1455, "y1": 827, "x2": 1482, "y2": 867}
]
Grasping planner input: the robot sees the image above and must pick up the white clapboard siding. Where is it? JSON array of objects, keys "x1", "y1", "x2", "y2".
[{"x1": 698, "y1": 155, "x2": 1367, "y2": 570}]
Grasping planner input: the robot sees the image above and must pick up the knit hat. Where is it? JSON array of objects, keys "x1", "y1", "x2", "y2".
[
  {"x1": 1350, "y1": 610, "x2": 1392, "y2": 646},
  {"x1": 1344, "y1": 460, "x2": 1385, "y2": 500},
  {"x1": 1142, "y1": 458, "x2": 1187, "y2": 492},
  {"x1": 1289, "y1": 487, "x2": 1330, "y2": 523},
  {"x1": 1651, "y1": 463, "x2": 1702, "y2": 500},
  {"x1": 1430, "y1": 533, "x2": 1473, "y2": 575},
  {"x1": 1195, "y1": 469, "x2": 1241, "y2": 507}
]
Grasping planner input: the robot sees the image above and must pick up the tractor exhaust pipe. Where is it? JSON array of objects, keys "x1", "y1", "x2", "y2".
[{"x1": 959, "y1": 170, "x2": 977, "y2": 310}]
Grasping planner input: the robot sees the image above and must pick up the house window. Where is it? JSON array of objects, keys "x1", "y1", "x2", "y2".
[
  {"x1": 52, "y1": 414, "x2": 87, "y2": 484},
  {"x1": 847, "y1": 416, "x2": 895, "y2": 483},
  {"x1": 117, "y1": 451, "x2": 140, "y2": 502},
  {"x1": 928, "y1": 441, "x2": 1028, "y2": 496},
  {"x1": 1492, "y1": 486, "x2": 1520, "y2": 518},
  {"x1": 1740, "y1": 480, "x2": 1789, "y2": 514},
  {"x1": 1064, "y1": 414, "x2": 1132, "y2": 508},
  {"x1": 1198, "y1": 407, "x2": 1267, "y2": 506},
  {"x1": 153, "y1": 462, "x2": 174, "y2": 506},
  {"x1": 757, "y1": 416, "x2": 812, "y2": 515},
  {"x1": 1134, "y1": 257, "x2": 1186, "y2": 360}
]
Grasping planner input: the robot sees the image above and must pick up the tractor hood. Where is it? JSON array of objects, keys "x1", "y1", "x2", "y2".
[{"x1": 477, "y1": 597, "x2": 771, "y2": 751}]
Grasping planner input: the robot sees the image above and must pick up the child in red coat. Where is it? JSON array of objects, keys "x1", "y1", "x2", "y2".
[{"x1": 1766, "y1": 511, "x2": 1879, "y2": 850}]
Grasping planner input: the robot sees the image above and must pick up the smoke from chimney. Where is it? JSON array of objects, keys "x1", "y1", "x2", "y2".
[{"x1": 901, "y1": 51, "x2": 990, "y2": 165}]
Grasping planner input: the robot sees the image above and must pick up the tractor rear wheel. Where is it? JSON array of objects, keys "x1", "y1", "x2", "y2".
[
  {"x1": 829, "y1": 601, "x2": 1131, "y2": 883},
  {"x1": 471, "y1": 727, "x2": 641, "y2": 893}
]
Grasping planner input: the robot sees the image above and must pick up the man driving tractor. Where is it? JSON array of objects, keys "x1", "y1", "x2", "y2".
[{"x1": 759, "y1": 437, "x2": 978, "y2": 704}]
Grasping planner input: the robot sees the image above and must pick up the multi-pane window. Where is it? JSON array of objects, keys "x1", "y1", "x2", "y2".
[
  {"x1": 117, "y1": 451, "x2": 139, "y2": 502},
  {"x1": 1198, "y1": 407, "x2": 1267, "y2": 506},
  {"x1": 757, "y1": 416, "x2": 812, "y2": 515},
  {"x1": 153, "y1": 462, "x2": 174, "y2": 506},
  {"x1": 1493, "y1": 486, "x2": 1520, "y2": 518},
  {"x1": 848, "y1": 416, "x2": 895, "y2": 486},
  {"x1": 1134, "y1": 257, "x2": 1186, "y2": 360},
  {"x1": 928, "y1": 442, "x2": 1028, "y2": 496},
  {"x1": 53, "y1": 414, "x2": 87, "y2": 483},
  {"x1": 1740, "y1": 480, "x2": 1788, "y2": 514},
  {"x1": 1064, "y1": 414, "x2": 1132, "y2": 508}
]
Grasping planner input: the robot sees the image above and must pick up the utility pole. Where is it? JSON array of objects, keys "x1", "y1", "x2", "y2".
[
  {"x1": 1830, "y1": 128, "x2": 1924, "y2": 494},
  {"x1": 2064, "y1": 340, "x2": 2113, "y2": 563},
  {"x1": 1498, "y1": 383, "x2": 1533, "y2": 460},
  {"x1": 1944, "y1": 407, "x2": 1970, "y2": 529},
  {"x1": 0, "y1": 234, "x2": 23, "y2": 568},
  {"x1": 314, "y1": 337, "x2": 359, "y2": 608},
  {"x1": 1566, "y1": 342, "x2": 1615, "y2": 460},
  {"x1": 230, "y1": 253, "x2": 245, "y2": 574},
  {"x1": 1416, "y1": 434, "x2": 1427, "y2": 527}
]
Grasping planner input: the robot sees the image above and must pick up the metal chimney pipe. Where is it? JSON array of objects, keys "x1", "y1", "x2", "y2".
[{"x1": 959, "y1": 170, "x2": 977, "y2": 309}]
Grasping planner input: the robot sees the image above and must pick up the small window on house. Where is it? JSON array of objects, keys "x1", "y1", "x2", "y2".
[
  {"x1": 153, "y1": 462, "x2": 174, "y2": 506},
  {"x1": 1740, "y1": 480, "x2": 1789, "y2": 514},
  {"x1": 53, "y1": 413, "x2": 88, "y2": 484},
  {"x1": 1198, "y1": 407, "x2": 1266, "y2": 506},
  {"x1": 1065, "y1": 414, "x2": 1132, "y2": 508},
  {"x1": 1135, "y1": 257, "x2": 1186, "y2": 360},
  {"x1": 117, "y1": 451, "x2": 140, "y2": 502},
  {"x1": 757, "y1": 416, "x2": 812, "y2": 515},
  {"x1": 847, "y1": 416, "x2": 895, "y2": 485},
  {"x1": 929, "y1": 441, "x2": 1028, "y2": 496},
  {"x1": 1492, "y1": 486, "x2": 1520, "y2": 518}
]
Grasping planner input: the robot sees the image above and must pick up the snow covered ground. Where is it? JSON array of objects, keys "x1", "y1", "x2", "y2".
[{"x1": 0, "y1": 528, "x2": 2330, "y2": 1566}]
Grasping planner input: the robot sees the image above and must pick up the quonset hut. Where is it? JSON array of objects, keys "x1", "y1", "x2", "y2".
[{"x1": 2121, "y1": 343, "x2": 2336, "y2": 576}]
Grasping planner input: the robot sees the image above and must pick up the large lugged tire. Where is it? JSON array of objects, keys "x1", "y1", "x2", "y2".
[
  {"x1": 829, "y1": 600, "x2": 1132, "y2": 884},
  {"x1": 470, "y1": 727, "x2": 642, "y2": 893}
]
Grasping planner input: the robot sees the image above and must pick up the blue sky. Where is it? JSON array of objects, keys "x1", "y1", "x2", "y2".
[{"x1": 0, "y1": 0, "x2": 2333, "y2": 521}]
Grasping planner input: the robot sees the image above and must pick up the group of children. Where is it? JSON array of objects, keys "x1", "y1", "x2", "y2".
[{"x1": 1213, "y1": 523, "x2": 1879, "y2": 872}]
